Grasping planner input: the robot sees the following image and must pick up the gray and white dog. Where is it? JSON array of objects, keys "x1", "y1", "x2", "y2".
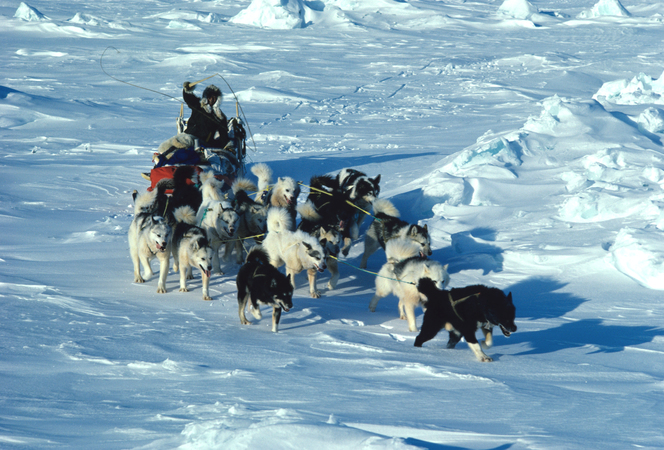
[
  {"x1": 128, "y1": 190, "x2": 172, "y2": 293},
  {"x1": 360, "y1": 198, "x2": 432, "y2": 269},
  {"x1": 172, "y1": 206, "x2": 215, "y2": 301},
  {"x1": 369, "y1": 238, "x2": 449, "y2": 332},
  {"x1": 262, "y1": 207, "x2": 327, "y2": 298}
]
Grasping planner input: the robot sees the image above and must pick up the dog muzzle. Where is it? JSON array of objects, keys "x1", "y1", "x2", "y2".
[{"x1": 500, "y1": 324, "x2": 516, "y2": 337}]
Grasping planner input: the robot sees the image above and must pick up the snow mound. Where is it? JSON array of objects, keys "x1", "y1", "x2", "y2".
[
  {"x1": 176, "y1": 404, "x2": 421, "y2": 449},
  {"x1": 439, "y1": 135, "x2": 522, "y2": 179},
  {"x1": 637, "y1": 107, "x2": 664, "y2": 133},
  {"x1": 230, "y1": 0, "x2": 306, "y2": 29},
  {"x1": 577, "y1": 0, "x2": 631, "y2": 18},
  {"x1": 608, "y1": 228, "x2": 664, "y2": 290},
  {"x1": 594, "y1": 71, "x2": 664, "y2": 105},
  {"x1": 497, "y1": 0, "x2": 539, "y2": 20},
  {"x1": 14, "y1": 2, "x2": 47, "y2": 21}
]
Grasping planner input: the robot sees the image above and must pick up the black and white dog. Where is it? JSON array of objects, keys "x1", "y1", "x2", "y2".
[
  {"x1": 360, "y1": 198, "x2": 432, "y2": 269},
  {"x1": 336, "y1": 168, "x2": 381, "y2": 255},
  {"x1": 414, "y1": 278, "x2": 517, "y2": 362},
  {"x1": 236, "y1": 246, "x2": 294, "y2": 332}
]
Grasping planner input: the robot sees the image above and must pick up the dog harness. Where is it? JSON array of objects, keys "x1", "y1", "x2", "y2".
[{"x1": 448, "y1": 292, "x2": 481, "y2": 322}]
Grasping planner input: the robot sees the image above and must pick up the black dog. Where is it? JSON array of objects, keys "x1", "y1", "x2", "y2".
[
  {"x1": 236, "y1": 246, "x2": 294, "y2": 333},
  {"x1": 414, "y1": 278, "x2": 517, "y2": 362}
]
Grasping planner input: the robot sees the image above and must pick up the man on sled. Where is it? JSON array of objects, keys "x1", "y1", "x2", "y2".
[{"x1": 149, "y1": 80, "x2": 247, "y2": 192}]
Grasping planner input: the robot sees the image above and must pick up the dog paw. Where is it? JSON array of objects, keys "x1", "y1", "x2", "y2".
[
  {"x1": 157, "y1": 287, "x2": 167, "y2": 294},
  {"x1": 134, "y1": 276, "x2": 145, "y2": 284},
  {"x1": 311, "y1": 290, "x2": 322, "y2": 299},
  {"x1": 240, "y1": 319, "x2": 251, "y2": 325},
  {"x1": 203, "y1": 295, "x2": 212, "y2": 301},
  {"x1": 179, "y1": 287, "x2": 189, "y2": 293},
  {"x1": 479, "y1": 355, "x2": 493, "y2": 362}
]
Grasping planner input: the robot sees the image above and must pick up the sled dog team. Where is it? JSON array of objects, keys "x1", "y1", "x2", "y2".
[{"x1": 129, "y1": 163, "x2": 517, "y2": 361}]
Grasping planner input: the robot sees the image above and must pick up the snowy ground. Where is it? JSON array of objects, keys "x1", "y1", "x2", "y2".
[{"x1": 1, "y1": 0, "x2": 664, "y2": 448}]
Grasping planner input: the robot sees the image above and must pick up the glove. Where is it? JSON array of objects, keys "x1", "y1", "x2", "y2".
[{"x1": 183, "y1": 81, "x2": 192, "y2": 90}]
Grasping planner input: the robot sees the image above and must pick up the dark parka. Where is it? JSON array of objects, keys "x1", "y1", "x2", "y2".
[{"x1": 183, "y1": 83, "x2": 230, "y2": 149}]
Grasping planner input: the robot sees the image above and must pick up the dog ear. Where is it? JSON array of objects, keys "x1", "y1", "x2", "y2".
[
  {"x1": 423, "y1": 224, "x2": 428, "y2": 232},
  {"x1": 507, "y1": 292, "x2": 513, "y2": 303},
  {"x1": 302, "y1": 242, "x2": 312, "y2": 250},
  {"x1": 409, "y1": 225, "x2": 418, "y2": 237},
  {"x1": 372, "y1": 174, "x2": 381, "y2": 185}
]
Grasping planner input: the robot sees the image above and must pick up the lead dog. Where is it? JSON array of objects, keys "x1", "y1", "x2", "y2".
[
  {"x1": 236, "y1": 246, "x2": 294, "y2": 332},
  {"x1": 262, "y1": 207, "x2": 327, "y2": 297},
  {"x1": 128, "y1": 190, "x2": 172, "y2": 293},
  {"x1": 369, "y1": 238, "x2": 450, "y2": 332},
  {"x1": 171, "y1": 206, "x2": 215, "y2": 300},
  {"x1": 360, "y1": 198, "x2": 432, "y2": 269},
  {"x1": 414, "y1": 277, "x2": 517, "y2": 362}
]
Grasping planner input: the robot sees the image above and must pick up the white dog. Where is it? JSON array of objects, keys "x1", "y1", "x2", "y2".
[
  {"x1": 172, "y1": 206, "x2": 215, "y2": 301},
  {"x1": 128, "y1": 190, "x2": 172, "y2": 293},
  {"x1": 262, "y1": 207, "x2": 327, "y2": 297},
  {"x1": 251, "y1": 163, "x2": 300, "y2": 228},
  {"x1": 196, "y1": 199, "x2": 239, "y2": 274},
  {"x1": 369, "y1": 238, "x2": 450, "y2": 332}
]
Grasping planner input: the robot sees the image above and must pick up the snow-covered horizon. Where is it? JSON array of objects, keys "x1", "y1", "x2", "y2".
[{"x1": 2, "y1": 0, "x2": 664, "y2": 448}]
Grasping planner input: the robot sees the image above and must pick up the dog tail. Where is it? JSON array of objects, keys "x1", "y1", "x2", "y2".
[
  {"x1": 297, "y1": 200, "x2": 322, "y2": 223},
  {"x1": 251, "y1": 163, "x2": 273, "y2": 193},
  {"x1": 133, "y1": 189, "x2": 158, "y2": 215},
  {"x1": 266, "y1": 207, "x2": 292, "y2": 233},
  {"x1": 372, "y1": 198, "x2": 400, "y2": 218},
  {"x1": 232, "y1": 177, "x2": 258, "y2": 195},
  {"x1": 385, "y1": 237, "x2": 422, "y2": 264},
  {"x1": 173, "y1": 205, "x2": 197, "y2": 225},
  {"x1": 245, "y1": 245, "x2": 270, "y2": 265},
  {"x1": 201, "y1": 176, "x2": 225, "y2": 202}
]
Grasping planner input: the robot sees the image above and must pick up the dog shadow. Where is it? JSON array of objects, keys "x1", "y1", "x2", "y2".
[
  {"x1": 508, "y1": 277, "x2": 586, "y2": 320},
  {"x1": 402, "y1": 439, "x2": 514, "y2": 450},
  {"x1": 503, "y1": 277, "x2": 661, "y2": 355},
  {"x1": 510, "y1": 319, "x2": 662, "y2": 356}
]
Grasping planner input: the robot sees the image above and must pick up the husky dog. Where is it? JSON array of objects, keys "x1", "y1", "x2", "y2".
[
  {"x1": 171, "y1": 206, "x2": 215, "y2": 300},
  {"x1": 128, "y1": 190, "x2": 172, "y2": 293},
  {"x1": 236, "y1": 246, "x2": 294, "y2": 332},
  {"x1": 369, "y1": 238, "x2": 450, "y2": 332},
  {"x1": 229, "y1": 178, "x2": 268, "y2": 263},
  {"x1": 196, "y1": 199, "x2": 239, "y2": 274},
  {"x1": 252, "y1": 163, "x2": 300, "y2": 228},
  {"x1": 414, "y1": 278, "x2": 517, "y2": 362},
  {"x1": 336, "y1": 168, "x2": 380, "y2": 255},
  {"x1": 360, "y1": 198, "x2": 432, "y2": 269},
  {"x1": 298, "y1": 198, "x2": 343, "y2": 297},
  {"x1": 262, "y1": 207, "x2": 327, "y2": 298},
  {"x1": 199, "y1": 169, "x2": 226, "y2": 202}
]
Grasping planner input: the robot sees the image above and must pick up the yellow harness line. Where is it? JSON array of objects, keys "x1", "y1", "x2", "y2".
[
  {"x1": 297, "y1": 182, "x2": 380, "y2": 221},
  {"x1": 328, "y1": 255, "x2": 415, "y2": 285},
  {"x1": 448, "y1": 292, "x2": 481, "y2": 322}
]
